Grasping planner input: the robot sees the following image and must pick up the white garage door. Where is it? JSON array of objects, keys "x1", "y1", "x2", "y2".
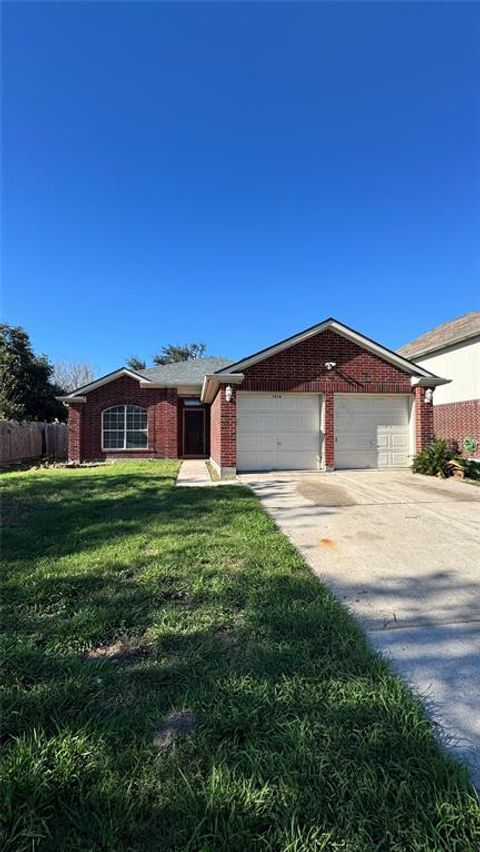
[
  {"x1": 334, "y1": 394, "x2": 410, "y2": 469},
  {"x1": 237, "y1": 394, "x2": 322, "y2": 472}
]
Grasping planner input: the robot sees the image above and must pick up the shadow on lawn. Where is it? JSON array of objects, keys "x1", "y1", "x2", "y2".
[
  {"x1": 2, "y1": 477, "x2": 479, "y2": 850},
  {"x1": 2, "y1": 471, "x2": 258, "y2": 562}
]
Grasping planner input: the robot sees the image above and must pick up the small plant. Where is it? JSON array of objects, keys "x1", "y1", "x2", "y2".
[
  {"x1": 463, "y1": 436, "x2": 478, "y2": 456},
  {"x1": 412, "y1": 439, "x2": 457, "y2": 478}
]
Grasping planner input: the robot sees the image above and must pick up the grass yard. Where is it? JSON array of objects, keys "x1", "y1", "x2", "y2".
[{"x1": 1, "y1": 461, "x2": 479, "y2": 851}]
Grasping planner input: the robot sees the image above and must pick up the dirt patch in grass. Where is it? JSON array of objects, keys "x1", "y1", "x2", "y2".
[
  {"x1": 153, "y1": 710, "x2": 198, "y2": 754},
  {"x1": 102, "y1": 679, "x2": 139, "y2": 712},
  {"x1": 84, "y1": 637, "x2": 152, "y2": 666}
]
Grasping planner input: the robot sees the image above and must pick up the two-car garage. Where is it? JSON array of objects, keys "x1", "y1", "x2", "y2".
[{"x1": 236, "y1": 392, "x2": 412, "y2": 472}]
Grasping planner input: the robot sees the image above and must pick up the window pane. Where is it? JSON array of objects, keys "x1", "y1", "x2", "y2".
[
  {"x1": 183, "y1": 399, "x2": 203, "y2": 407},
  {"x1": 103, "y1": 431, "x2": 125, "y2": 449},
  {"x1": 126, "y1": 407, "x2": 147, "y2": 429},
  {"x1": 104, "y1": 408, "x2": 125, "y2": 429},
  {"x1": 126, "y1": 430, "x2": 147, "y2": 448}
]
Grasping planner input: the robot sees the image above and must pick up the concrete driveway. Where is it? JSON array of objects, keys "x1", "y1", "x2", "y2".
[{"x1": 239, "y1": 469, "x2": 480, "y2": 787}]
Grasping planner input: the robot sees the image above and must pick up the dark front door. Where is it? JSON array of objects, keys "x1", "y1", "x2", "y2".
[{"x1": 183, "y1": 409, "x2": 205, "y2": 456}]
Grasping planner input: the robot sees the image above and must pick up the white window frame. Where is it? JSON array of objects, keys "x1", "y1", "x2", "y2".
[{"x1": 101, "y1": 404, "x2": 148, "y2": 451}]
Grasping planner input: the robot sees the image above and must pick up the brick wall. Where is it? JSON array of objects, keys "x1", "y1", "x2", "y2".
[
  {"x1": 241, "y1": 329, "x2": 412, "y2": 393},
  {"x1": 414, "y1": 386, "x2": 435, "y2": 453},
  {"x1": 433, "y1": 399, "x2": 480, "y2": 457},
  {"x1": 69, "y1": 330, "x2": 437, "y2": 469},
  {"x1": 209, "y1": 329, "x2": 433, "y2": 472},
  {"x1": 210, "y1": 384, "x2": 237, "y2": 470},
  {"x1": 67, "y1": 376, "x2": 178, "y2": 461}
]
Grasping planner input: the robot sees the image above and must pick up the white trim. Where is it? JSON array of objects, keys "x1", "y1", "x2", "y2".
[
  {"x1": 201, "y1": 373, "x2": 245, "y2": 403},
  {"x1": 101, "y1": 404, "x2": 148, "y2": 452},
  {"x1": 67, "y1": 368, "x2": 150, "y2": 398},
  {"x1": 177, "y1": 385, "x2": 203, "y2": 396},
  {"x1": 139, "y1": 382, "x2": 175, "y2": 388},
  {"x1": 410, "y1": 375, "x2": 450, "y2": 387},
  {"x1": 214, "y1": 318, "x2": 441, "y2": 379},
  {"x1": 57, "y1": 396, "x2": 86, "y2": 403}
]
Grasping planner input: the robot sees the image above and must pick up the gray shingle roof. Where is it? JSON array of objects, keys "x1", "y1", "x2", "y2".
[
  {"x1": 398, "y1": 312, "x2": 480, "y2": 359},
  {"x1": 139, "y1": 357, "x2": 232, "y2": 386}
]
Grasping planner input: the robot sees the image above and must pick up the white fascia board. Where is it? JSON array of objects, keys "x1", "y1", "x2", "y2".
[
  {"x1": 66, "y1": 368, "x2": 150, "y2": 397},
  {"x1": 214, "y1": 318, "x2": 438, "y2": 379},
  {"x1": 410, "y1": 375, "x2": 451, "y2": 388},
  {"x1": 201, "y1": 373, "x2": 244, "y2": 404},
  {"x1": 139, "y1": 381, "x2": 174, "y2": 388},
  {"x1": 138, "y1": 382, "x2": 205, "y2": 392},
  {"x1": 205, "y1": 373, "x2": 245, "y2": 384},
  {"x1": 56, "y1": 396, "x2": 87, "y2": 403}
]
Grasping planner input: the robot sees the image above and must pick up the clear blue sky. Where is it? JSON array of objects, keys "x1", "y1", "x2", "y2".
[{"x1": 3, "y1": 1, "x2": 479, "y2": 375}]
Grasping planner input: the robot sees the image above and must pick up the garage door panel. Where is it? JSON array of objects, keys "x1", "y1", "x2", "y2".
[
  {"x1": 335, "y1": 395, "x2": 410, "y2": 469},
  {"x1": 237, "y1": 394, "x2": 322, "y2": 472},
  {"x1": 280, "y1": 433, "x2": 319, "y2": 451},
  {"x1": 237, "y1": 450, "x2": 276, "y2": 472},
  {"x1": 277, "y1": 450, "x2": 318, "y2": 469}
]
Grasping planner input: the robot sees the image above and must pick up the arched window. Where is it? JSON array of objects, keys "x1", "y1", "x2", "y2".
[{"x1": 102, "y1": 405, "x2": 147, "y2": 450}]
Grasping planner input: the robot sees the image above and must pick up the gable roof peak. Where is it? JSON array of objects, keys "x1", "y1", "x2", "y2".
[{"x1": 214, "y1": 316, "x2": 439, "y2": 379}]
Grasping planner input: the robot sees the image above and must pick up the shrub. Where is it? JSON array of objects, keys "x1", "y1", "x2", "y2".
[
  {"x1": 412, "y1": 439, "x2": 458, "y2": 478},
  {"x1": 447, "y1": 457, "x2": 480, "y2": 481}
]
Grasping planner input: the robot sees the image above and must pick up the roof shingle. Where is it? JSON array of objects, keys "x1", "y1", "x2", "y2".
[
  {"x1": 139, "y1": 357, "x2": 232, "y2": 386},
  {"x1": 398, "y1": 312, "x2": 480, "y2": 359}
]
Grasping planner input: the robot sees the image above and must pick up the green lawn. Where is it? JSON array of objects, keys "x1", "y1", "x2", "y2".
[{"x1": 1, "y1": 461, "x2": 478, "y2": 851}]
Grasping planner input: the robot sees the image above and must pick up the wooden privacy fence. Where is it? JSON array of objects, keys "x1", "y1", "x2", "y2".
[{"x1": 0, "y1": 421, "x2": 68, "y2": 465}]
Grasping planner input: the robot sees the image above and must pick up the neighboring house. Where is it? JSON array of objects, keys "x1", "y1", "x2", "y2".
[
  {"x1": 398, "y1": 312, "x2": 480, "y2": 456},
  {"x1": 59, "y1": 317, "x2": 448, "y2": 476}
]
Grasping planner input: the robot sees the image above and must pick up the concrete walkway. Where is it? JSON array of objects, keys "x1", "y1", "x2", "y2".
[
  {"x1": 176, "y1": 459, "x2": 211, "y2": 487},
  {"x1": 239, "y1": 469, "x2": 480, "y2": 787}
]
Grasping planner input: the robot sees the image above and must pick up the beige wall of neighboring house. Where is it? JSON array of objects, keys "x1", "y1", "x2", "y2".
[
  {"x1": 412, "y1": 335, "x2": 480, "y2": 405},
  {"x1": 398, "y1": 312, "x2": 480, "y2": 455}
]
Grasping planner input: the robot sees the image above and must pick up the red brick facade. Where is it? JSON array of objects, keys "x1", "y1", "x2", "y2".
[
  {"x1": 209, "y1": 329, "x2": 433, "y2": 472},
  {"x1": 68, "y1": 329, "x2": 436, "y2": 470},
  {"x1": 67, "y1": 376, "x2": 178, "y2": 461},
  {"x1": 433, "y1": 399, "x2": 480, "y2": 457},
  {"x1": 414, "y1": 386, "x2": 435, "y2": 452},
  {"x1": 210, "y1": 384, "x2": 237, "y2": 472}
]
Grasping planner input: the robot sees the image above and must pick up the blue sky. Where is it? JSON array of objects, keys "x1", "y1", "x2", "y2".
[{"x1": 3, "y1": 2, "x2": 479, "y2": 375}]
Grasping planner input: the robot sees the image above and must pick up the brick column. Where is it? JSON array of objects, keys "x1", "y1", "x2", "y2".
[
  {"x1": 415, "y1": 386, "x2": 435, "y2": 453},
  {"x1": 67, "y1": 404, "x2": 84, "y2": 461},
  {"x1": 324, "y1": 389, "x2": 335, "y2": 469},
  {"x1": 163, "y1": 390, "x2": 179, "y2": 457},
  {"x1": 210, "y1": 384, "x2": 237, "y2": 477}
]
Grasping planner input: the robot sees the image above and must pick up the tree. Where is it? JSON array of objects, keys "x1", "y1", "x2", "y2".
[
  {"x1": 153, "y1": 342, "x2": 206, "y2": 366},
  {"x1": 126, "y1": 355, "x2": 147, "y2": 371},
  {"x1": 53, "y1": 360, "x2": 95, "y2": 393},
  {"x1": 0, "y1": 323, "x2": 66, "y2": 422}
]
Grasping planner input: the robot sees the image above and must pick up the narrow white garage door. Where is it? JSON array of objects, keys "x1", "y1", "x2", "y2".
[
  {"x1": 334, "y1": 394, "x2": 410, "y2": 469},
  {"x1": 237, "y1": 394, "x2": 322, "y2": 472}
]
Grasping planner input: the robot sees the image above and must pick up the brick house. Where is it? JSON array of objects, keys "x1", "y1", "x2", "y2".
[
  {"x1": 59, "y1": 317, "x2": 448, "y2": 477},
  {"x1": 398, "y1": 312, "x2": 480, "y2": 457}
]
